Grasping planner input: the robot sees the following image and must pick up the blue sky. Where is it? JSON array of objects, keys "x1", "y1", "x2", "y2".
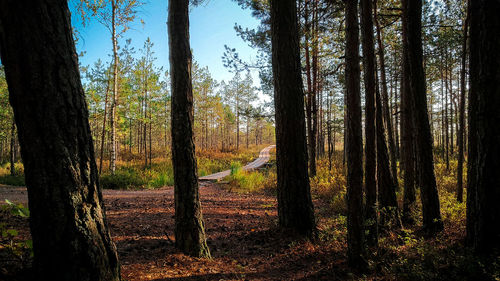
[{"x1": 72, "y1": 1, "x2": 261, "y2": 85}]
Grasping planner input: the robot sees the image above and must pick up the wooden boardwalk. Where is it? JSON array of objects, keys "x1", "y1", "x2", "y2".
[{"x1": 199, "y1": 145, "x2": 275, "y2": 181}]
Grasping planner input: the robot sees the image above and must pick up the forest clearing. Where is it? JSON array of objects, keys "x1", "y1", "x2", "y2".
[{"x1": 1, "y1": 0, "x2": 500, "y2": 280}]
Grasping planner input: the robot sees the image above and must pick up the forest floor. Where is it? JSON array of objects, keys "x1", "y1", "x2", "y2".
[
  {"x1": 1, "y1": 167, "x2": 498, "y2": 280},
  {"x1": 0, "y1": 183, "x2": 352, "y2": 281}
]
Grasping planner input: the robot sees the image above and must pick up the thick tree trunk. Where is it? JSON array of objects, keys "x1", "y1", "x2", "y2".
[
  {"x1": 0, "y1": 1, "x2": 121, "y2": 279},
  {"x1": 457, "y1": 1, "x2": 469, "y2": 203},
  {"x1": 401, "y1": 13, "x2": 416, "y2": 225},
  {"x1": 466, "y1": 0, "x2": 500, "y2": 254},
  {"x1": 270, "y1": 0, "x2": 315, "y2": 236},
  {"x1": 401, "y1": 11, "x2": 416, "y2": 224},
  {"x1": 168, "y1": 0, "x2": 210, "y2": 258},
  {"x1": 344, "y1": 0, "x2": 366, "y2": 267},
  {"x1": 403, "y1": 0, "x2": 443, "y2": 234},
  {"x1": 360, "y1": 0, "x2": 377, "y2": 247}
]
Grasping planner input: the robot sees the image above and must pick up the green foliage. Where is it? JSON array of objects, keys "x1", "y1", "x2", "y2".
[
  {"x1": 99, "y1": 168, "x2": 146, "y2": 190},
  {"x1": 4, "y1": 199, "x2": 30, "y2": 218},
  {"x1": 310, "y1": 155, "x2": 347, "y2": 214},
  {"x1": 230, "y1": 161, "x2": 242, "y2": 176},
  {"x1": 1, "y1": 200, "x2": 33, "y2": 261},
  {"x1": 225, "y1": 157, "x2": 276, "y2": 193}
]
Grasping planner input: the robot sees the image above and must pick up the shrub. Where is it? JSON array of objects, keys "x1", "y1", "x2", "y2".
[
  {"x1": 99, "y1": 168, "x2": 145, "y2": 190},
  {"x1": 230, "y1": 161, "x2": 242, "y2": 176},
  {"x1": 148, "y1": 171, "x2": 174, "y2": 188}
]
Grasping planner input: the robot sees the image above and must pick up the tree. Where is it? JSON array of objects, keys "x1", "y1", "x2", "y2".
[
  {"x1": 466, "y1": 0, "x2": 500, "y2": 255},
  {"x1": 270, "y1": 0, "x2": 315, "y2": 236},
  {"x1": 374, "y1": 0, "x2": 398, "y2": 187},
  {"x1": 168, "y1": 0, "x2": 210, "y2": 258},
  {"x1": 457, "y1": 0, "x2": 469, "y2": 203},
  {"x1": 0, "y1": 0, "x2": 120, "y2": 279},
  {"x1": 81, "y1": 0, "x2": 144, "y2": 174},
  {"x1": 344, "y1": 0, "x2": 366, "y2": 267},
  {"x1": 360, "y1": 0, "x2": 377, "y2": 247},
  {"x1": 403, "y1": 0, "x2": 443, "y2": 234},
  {"x1": 376, "y1": 77, "x2": 400, "y2": 229}
]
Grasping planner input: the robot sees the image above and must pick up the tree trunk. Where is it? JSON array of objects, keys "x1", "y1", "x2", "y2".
[
  {"x1": 445, "y1": 48, "x2": 450, "y2": 170},
  {"x1": 270, "y1": 0, "x2": 315, "y2": 236},
  {"x1": 403, "y1": 0, "x2": 443, "y2": 235},
  {"x1": 374, "y1": 0, "x2": 398, "y2": 187},
  {"x1": 344, "y1": 0, "x2": 366, "y2": 267},
  {"x1": 304, "y1": 0, "x2": 316, "y2": 177},
  {"x1": 0, "y1": 1, "x2": 121, "y2": 279},
  {"x1": 401, "y1": 14, "x2": 416, "y2": 225},
  {"x1": 310, "y1": 0, "x2": 318, "y2": 176},
  {"x1": 457, "y1": 0, "x2": 469, "y2": 203},
  {"x1": 110, "y1": 0, "x2": 118, "y2": 174},
  {"x1": 360, "y1": 0, "x2": 377, "y2": 247},
  {"x1": 168, "y1": 0, "x2": 210, "y2": 258},
  {"x1": 376, "y1": 76, "x2": 400, "y2": 230},
  {"x1": 99, "y1": 70, "x2": 111, "y2": 176},
  {"x1": 466, "y1": 0, "x2": 500, "y2": 254}
]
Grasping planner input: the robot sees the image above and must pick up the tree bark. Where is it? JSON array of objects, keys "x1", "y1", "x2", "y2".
[
  {"x1": 403, "y1": 0, "x2": 443, "y2": 234},
  {"x1": 168, "y1": 0, "x2": 210, "y2": 258},
  {"x1": 360, "y1": 0, "x2": 377, "y2": 247},
  {"x1": 0, "y1": 1, "x2": 121, "y2": 279},
  {"x1": 270, "y1": 0, "x2": 316, "y2": 236},
  {"x1": 401, "y1": 9, "x2": 416, "y2": 225},
  {"x1": 466, "y1": 0, "x2": 500, "y2": 254},
  {"x1": 344, "y1": 0, "x2": 366, "y2": 267}
]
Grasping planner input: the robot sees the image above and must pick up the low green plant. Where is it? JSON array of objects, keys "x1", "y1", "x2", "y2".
[
  {"x1": 230, "y1": 161, "x2": 242, "y2": 176},
  {"x1": 99, "y1": 168, "x2": 146, "y2": 189},
  {"x1": 1, "y1": 199, "x2": 33, "y2": 260},
  {"x1": 148, "y1": 172, "x2": 174, "y2": 188}
]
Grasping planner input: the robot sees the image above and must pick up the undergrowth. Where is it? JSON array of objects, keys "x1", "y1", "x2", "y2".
[{"x1": 0, "y1": 145, "x2": 270, "y2": 190}]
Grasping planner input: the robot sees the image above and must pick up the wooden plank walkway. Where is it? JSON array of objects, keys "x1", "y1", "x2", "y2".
[{"x1": 199, "y1": 145, "x2": 275, "y2": 181}]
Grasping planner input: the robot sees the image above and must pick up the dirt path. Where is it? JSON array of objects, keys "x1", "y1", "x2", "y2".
[
  {"x1": 199, "y1": 145, "x2": 275, "y2": 181},
  {"x1": 0, "y1": 182, "x2": 347, "y2": 280}
]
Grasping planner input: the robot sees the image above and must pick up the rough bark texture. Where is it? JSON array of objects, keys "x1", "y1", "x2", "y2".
[
  {"x1": 344, "y1": 0, "x2": 366, "y2": 266},
  {"x1": 168, "y1": 0, "x2": 210, "y2": 258},
  {"x1": 360, "y1": 0, "x2": 377, "y2": 247},
  {"x1": 401, "y1": 48, "x2": 416, "y2": 225},
  {"x1": 466, "y1": 0, "x2": 500, "y2": 254},
  {"x1": 270, "y1": 0, "x2": 316, "y2": 236},
  {"x1": 403, "y1": 0, "x2": 443, "y2": 234},
  {"x1": 0, "y1": 1, "x2": 121, "y2": 279}
]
